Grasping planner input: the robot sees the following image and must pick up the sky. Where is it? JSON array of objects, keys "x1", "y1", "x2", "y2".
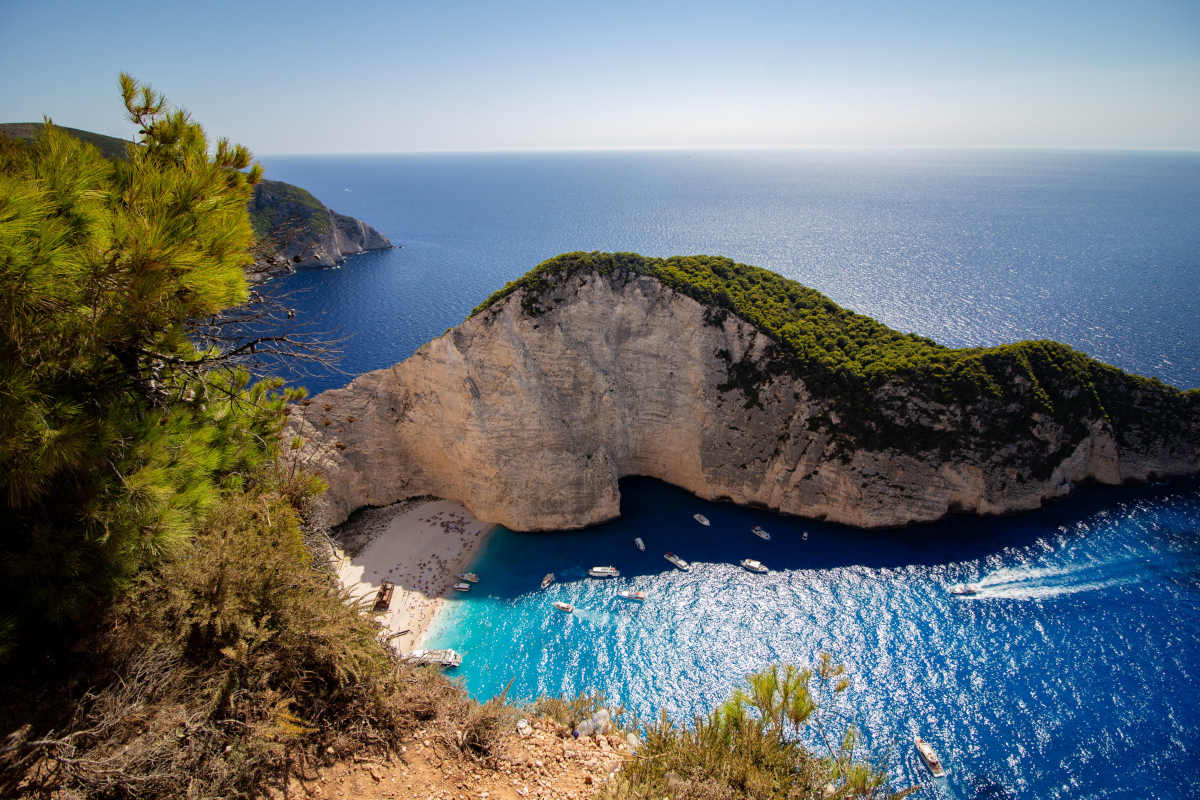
[{"x1": 1, "y1": 0, "x2": 1198, "y2": 154}]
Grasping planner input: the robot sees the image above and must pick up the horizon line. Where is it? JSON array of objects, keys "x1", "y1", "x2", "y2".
[{"x1": 255, "y1": 143, "x2": 1200, "y2": 158}]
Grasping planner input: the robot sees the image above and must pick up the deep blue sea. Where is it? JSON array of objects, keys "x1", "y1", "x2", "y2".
[{"x1": 258, "y1": 150, "x2": 1200, "y2": 799}]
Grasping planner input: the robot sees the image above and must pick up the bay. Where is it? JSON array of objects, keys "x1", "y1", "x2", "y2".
[{"x1": 259, "y1": 149, "x2": 1200, "y2": 798}]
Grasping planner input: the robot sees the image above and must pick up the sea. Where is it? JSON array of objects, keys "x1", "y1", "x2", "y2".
[{"x1": 257, "y1": 149, "x2": 1200, "y2": 799}]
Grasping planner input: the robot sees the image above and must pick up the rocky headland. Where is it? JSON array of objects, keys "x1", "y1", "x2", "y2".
[
  {"x1": 289, "y1": 252, "x2": 1200, "y2": 531},
  {"x1": 246, "y1": 178, "x2": 392, "y2": 282}
]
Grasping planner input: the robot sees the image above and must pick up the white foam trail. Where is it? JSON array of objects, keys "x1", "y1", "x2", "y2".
[
  {"x1": 966, "y1": 556, "x2": 1150, "y2": 600},
  {"x1": 966, "y1": 575, "x2": 1136, "y2": 600}
]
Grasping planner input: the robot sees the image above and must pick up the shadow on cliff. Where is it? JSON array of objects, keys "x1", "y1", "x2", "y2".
[{"x1": 464, "y1": 475, "x2": 1200, "y2": 601}]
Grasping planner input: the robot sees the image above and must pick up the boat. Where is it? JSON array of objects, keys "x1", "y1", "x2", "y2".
[
  {"x1": 751, "y1": 525, "x2": 772, "y2": 541},
  {"x1": 456, "y1": 572, "x2": 479, "y2": 583},
  {"x1": 802, "y1": 531, "x2": 808, "y2": 541},
  {"x1": 453, "y1": 582, "x2": 471, "y2": 592},
  {"x1": 588, "y1": 566, "x2": 620, "y2": 578},
  {"x1": 664, "y1": 552, "x2": 690, "y2": 571},
  {"x1": 373, "y1": 580, "x2": 395, "y2": 611},
  {"x1": 541, "y1": 573, "x2": 554, "y2": 589},
  {"x1": 634, "y1": 537, "x2": 645, "y2": 551},
  {"x1": 740, "y1": 558, "x2": 768, "y2": 573},
  {"x1": 949, "y1": 583, "x2": 981, "y2": 596},
  {"x1": 694, "y1": 513, "x2": 711, "y2": 526},
  {"x1": 403, "y1": 649, "x2": 462, "y2": 668},
  {"x1": 617, "y1": 589, "x2": 646, "y2": 600},
  {"x1": 552, "y1": 601, "x2": 574, "y2": 613},
  {"x1": 914, "y1": 735, "x2": 947, "y2": 777}
]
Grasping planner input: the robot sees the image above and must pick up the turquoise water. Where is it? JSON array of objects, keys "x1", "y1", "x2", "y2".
[
  {"x1": 254, "y1": 150, "x2": 1200, "y2": 798},
  {"x1": 426, "y1": 478, "x2": 1200, "y2": 799}
]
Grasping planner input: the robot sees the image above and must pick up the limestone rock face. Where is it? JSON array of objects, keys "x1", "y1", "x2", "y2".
[{"x1": 289, "y1": 271, "x2": 1200, "y2": 531}]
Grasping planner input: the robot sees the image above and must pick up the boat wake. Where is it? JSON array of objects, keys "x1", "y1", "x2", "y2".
[{"x1": 963, "y1": 557, "x2": 1153, "y2": 600}]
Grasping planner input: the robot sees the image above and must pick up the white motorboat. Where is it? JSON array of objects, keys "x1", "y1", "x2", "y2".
[
  {"x1": 664, "y1": 552, "x2": 690, "y2": 571},
  {"x1": 740, "y1": 558, "x2": 768, "y2": 573},
  {"x1": 404, "y1": 649, "x2": 462, "y2": 668},
  {"x1": 751, "y1": 525, "x2": 771, "y2": 541},
  {"x1": 453, "y1": 582, "x2": 471, "y2": 592},
  {"x1": 552, "y1": 601, "x2": 574, "y2": 613},
  {"x1": 541, "y1": 572, "x2": 554, "y2": 589},
  {"x1": 949, "y1": 583, "x2": 981, "y2": 596},
  {"x1": 802, "y1": 531, "x2": 808, "y2": 541},
  {"x1": 456, "y1": 572, "x2": 479, "y2": 583},
  {"x1": 694, "y1": 513, "x2": 711, "y2": 526},
  {"x1": 617, "y1": 589, "x2": 646, "y2": 601},
  {"x1": 634, "y1": 537, "x2": 645, "y2": 551},
  {"x1": 914, "y1": 735, "x2": 947, "y2": 777},
  {"x1": 589, "y1": 566, "x2": 620, "y2": 578}
]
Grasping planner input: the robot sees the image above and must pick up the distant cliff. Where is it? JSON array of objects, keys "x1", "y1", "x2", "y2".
[
  {"x1": 290, "y1": 252, "x2": 1200, "y2": 531},
  {"x1": 0, "y1": 123, "x2": 392, "y2": 283},
  {"x1": 245, "y1": 179, "x2": 392, "y2": 282}
]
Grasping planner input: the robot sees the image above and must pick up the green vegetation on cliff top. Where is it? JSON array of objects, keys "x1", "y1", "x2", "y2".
[{"x1": 473, "y1": 251, "x2": 1196, "y2": 465}]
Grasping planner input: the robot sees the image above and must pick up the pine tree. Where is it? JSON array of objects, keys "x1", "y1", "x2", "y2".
[{"x1": 0, "y1": 76, "x2": 286, "y2": 658}]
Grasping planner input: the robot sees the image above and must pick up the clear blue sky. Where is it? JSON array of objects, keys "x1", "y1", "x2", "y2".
[{"x1": 2, "y1": 0, "x2": 1198, "y2": 154}]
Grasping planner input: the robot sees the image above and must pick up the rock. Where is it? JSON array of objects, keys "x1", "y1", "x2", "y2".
[
  {"x1": 290, "y1": 256, "x2": 1200, "y2": 532},
  {"x1": 248, "y1": 179, "x2": 391, "y2": 277}
]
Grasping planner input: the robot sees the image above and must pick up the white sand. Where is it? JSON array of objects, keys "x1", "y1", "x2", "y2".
[{"x1": 334, "y1": 499, "x2": 495, "y2": 654}]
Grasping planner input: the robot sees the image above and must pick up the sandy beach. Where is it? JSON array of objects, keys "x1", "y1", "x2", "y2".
[{"x1": 334, "y1": 498, "x2": 496, "y2": 654}]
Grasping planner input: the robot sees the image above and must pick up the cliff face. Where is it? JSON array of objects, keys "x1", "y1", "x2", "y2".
[
  {"x1": 246, "y1": 179, "x2": 391, "y2": 282},
  {"x1": 289, "y1": 257, "x2": 1200, "y2": 531}
]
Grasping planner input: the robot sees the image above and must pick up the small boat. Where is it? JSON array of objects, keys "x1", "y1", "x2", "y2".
[
  {"x1": 588, "y1": 566, "x2": 620, "y2": 578},
  {"x1": 453, "y1": 582, "x2": 471, "y2": 592},
  {"x1": 617, "y1": 589, "x2": 646, "y2": 601},
  {"x1": 373, "y1": 580, "x2": 395, "y2": 612},
  {"x1": 664, "y1": 552, "x2": 690, "y2": 571},
  {"x1": 694, "y1": 513, "x2": 711, "y2": 526},
  {"x1": 456, "y1": 572, "x2": 479, "y2": 583},
  {"x1": 751, "y1": 525, "x2": 772, "y2": 541},
  {"x1": 634, "y1": 537, "x2": 645, "y2": 551},
  {"x1": 949, "y1": 583, "x2": 981, "y2": 596},
  {"x1": 541, "y1": 573, "x2": 554, "y2": 589},
  {"x1": 801, "y1": 531, "x2": 808, "y2": 541},
  {"x1": 740, "y1": 558, "x2": 768, "y2": 573},
  {"x1": 914, "y1": 735, "x2": 947, "y2": 777},
  {"x1": 404, "y1": 649, "x2": 462, "y2": 668},
  {"x1": 552, "y1": 601, "x2": 574, "y2": 613}
]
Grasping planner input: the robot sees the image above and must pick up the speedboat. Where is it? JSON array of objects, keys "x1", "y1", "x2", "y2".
[
  {"x1": 740, "y1": 558, "x2": 768, "y2": 573},
  {"x1": 541, "y1": 573, "x2": 554, "y2": 589},
  {"x1": 801, "y1": 531, "x2": 808, "y2": 541},
  {"x1": 949, "y1": 583, "x2": 981, "y2": 596},
  {"x1": 693, "y1": 513, "x2": 710, "y2": 526},
  {"x1": 664, "y1": 552, "x2": 690, "y2": 571},
  {"x1": 456, "y1": 572, "x2": 479, "y2": 583},
  {"x1": 403, "y1": 649, "x2": 462, "y2": 668},
  {"x1": 589, "y1": 566, "x2": 620, "y2": 578},
  {"x1": 751, "y1": 525, "x2": 771, "y2": 541},
  {"x1": 453, "y1": 582, "x2": 471, "y2": 592},
  {"x1": 617, "y1": 589, "x2": 646, "y2": 601},
  {"x1": 914, "y1": 735, "x2": 947, "y2": 777},
  {"x1": 634, "y1": 537, "x2": 645, "y2": 551},
  {"x1": 552, "y1": 601, "x2": 573, "y2": 613}
]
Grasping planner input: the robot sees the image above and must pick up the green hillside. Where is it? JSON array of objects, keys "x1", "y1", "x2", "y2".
[{"x1": 0, "y1": 121, "x2": 133, "y2": 161}]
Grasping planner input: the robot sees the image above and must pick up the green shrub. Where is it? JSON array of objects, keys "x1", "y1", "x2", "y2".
[{"x1": 609, "y1": 657, "x2": 917, "y2": 800}]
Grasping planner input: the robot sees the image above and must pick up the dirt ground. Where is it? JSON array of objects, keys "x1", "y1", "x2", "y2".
[{"x1": 281, "y1": 718, "x2": 628, "y2": 800}]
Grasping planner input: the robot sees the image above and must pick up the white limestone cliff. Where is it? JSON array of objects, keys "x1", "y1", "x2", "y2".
[{"x1": 288, "y1": 269, "x2": 1199, "y2": 531}]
